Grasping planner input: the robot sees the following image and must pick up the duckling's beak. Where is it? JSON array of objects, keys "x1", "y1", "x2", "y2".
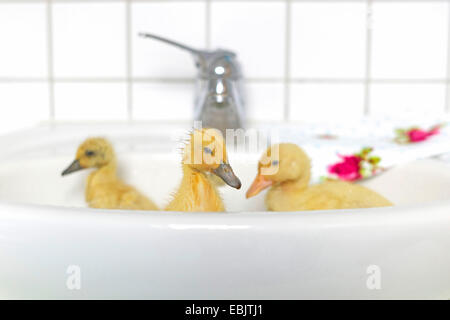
[
  {"x1": 246, "y1": 174, "x2": 273, "y2": 198},
  {"x1": 213, "y1": 163, "x2": 241, "y2": 189},
  {"x1": 61, "y1": 159, "x2": 83, "y2": 176}
]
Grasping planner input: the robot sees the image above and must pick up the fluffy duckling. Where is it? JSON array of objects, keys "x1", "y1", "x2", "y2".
[
  {"x1": 62, "y1": 137, "x2": 159, "y2": 211},
  {"x1": 165, "y1": 128, "x2": 241, "y2": 212},
  {"x1": 246, "y1": 143, "x2": 392, "y2": 211}
]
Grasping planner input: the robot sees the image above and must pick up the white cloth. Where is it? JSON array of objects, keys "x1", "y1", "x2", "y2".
[{"x1": 258, "y1": 115, "x2": 450, "y2": 182}]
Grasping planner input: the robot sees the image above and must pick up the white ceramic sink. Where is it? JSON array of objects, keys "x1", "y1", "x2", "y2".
[{"x1": 0, "y1": 123, "x2": 449, "y2": 299}]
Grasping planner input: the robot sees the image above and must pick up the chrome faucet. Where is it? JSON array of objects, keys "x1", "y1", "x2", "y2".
[{"x1": 139, "y1": 33, "x2": 245, "y2": 133}]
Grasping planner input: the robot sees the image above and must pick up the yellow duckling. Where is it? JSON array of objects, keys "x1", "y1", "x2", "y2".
[
  {"x1": 246, "y1": 143, "x2": 392, "y2": 211},
  {"x1": 165, "y1": 128, "x2": 241, "y2": 212},
  {"x1": 61, "y1": 137, "x2": 159, "y2": 211}
]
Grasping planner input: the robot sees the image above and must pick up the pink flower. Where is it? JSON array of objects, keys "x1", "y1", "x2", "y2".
[
  {"x1": 407, "y1": 129, "x2": 430, "y2": 142},
  {"x1": 407, "y1": 127, "x2": 439, "y2": 142},
  {"x1": 327, "y1": 155, "x2": 362, "y2": 181},
  {"x1": 395, "y1": 124, "x2": 442, "y2": 144}
]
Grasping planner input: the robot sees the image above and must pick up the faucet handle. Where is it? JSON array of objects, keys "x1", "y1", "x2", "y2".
[
  {"x1": 139, "y1": 32, "x2": 204, "y2": 56},
  {"x1": 139, "y1": 32, "x2": 241, "y2": 80}
]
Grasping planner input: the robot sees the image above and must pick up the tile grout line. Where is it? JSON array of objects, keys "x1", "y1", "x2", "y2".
[
  {"x1": 283, "y1": 0, "x2": 292, "y2": 122},
  {"x1": 363, "y1": 0, "x2": 373, "y2": 116},
  {"x1": 126, "y1": 0, "x2": 133, "y2": 121},
  {"x1": 2, "y1": 77, "x2": 450, "y2": 83},
  {"x1": 46, "y1": 0, "x2": 55, "y2": 121},
  {"x1": 445, "y1": 0, "x2": 450, "y2": 112}
]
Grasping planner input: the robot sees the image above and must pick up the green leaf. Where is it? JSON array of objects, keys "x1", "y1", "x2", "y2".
[
  {"x1": 360, "y1": 167, "x2": 371, "y2": 178},
  {"x1": 369, "y1": 156, "x2": 381, "y2": 165}
]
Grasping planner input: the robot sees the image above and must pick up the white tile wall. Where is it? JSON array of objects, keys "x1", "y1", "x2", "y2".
[
  {"x1": 0, "y1": 83, "x2": 49, "y2": 135},
  {"x1": 132, "y1": 1, "x2": 206, "y2": 78},
  {"x1": 53, "y1": 2, "x2": 127, "y2": 78},
  {"x1": 290, "y1": 83, "x2": 365, "y2": 122},
  {"x1": 133, "y1": 82, "x2": 195, "y2": 120},
  {"x1": 0, "y1": 3, "x2": 47, "y2": 78},
  {"x1": 0, "y1": 0, "x2": 450, "y2": 133},
  {"x1": 246, "y1": 82, "x2": 285, "y2": 121},
  {"x1": 371, "y1": 1, "x2": 448, "y2": 79},
  {"x1": 291, "y1": 2, "x2": 367, "y2": 79},
  {"x1": 54, "y1": 82, "x2": 127, "y2": 120},
  {"x1": 210, "y1": 1, "x2": 286, "y2": 79},
  {"x1": 370, "y1": 83, "x2": 446, "y2": 117}
]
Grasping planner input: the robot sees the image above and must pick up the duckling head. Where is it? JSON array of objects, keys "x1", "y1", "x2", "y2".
[
  {"x1": 182, "y1": 128, "x2": 241, "y2": 189},
  {"x1": 61, "y1": 137, "x2": 115, "y2": 176},
  {"x1": 246, "y1": 143, "x2": 310, "y2": 198}
]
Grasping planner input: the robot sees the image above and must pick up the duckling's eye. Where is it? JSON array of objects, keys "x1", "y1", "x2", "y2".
[
  {"x1": 85, "y1": 150, "x2": 96, "y2": 157},
  {"x1": 204, "y1": 147, "x2": 213, "y2": 155},
  {"x1": 272, "y1": 160, "x2": 279, "y2": 166}
]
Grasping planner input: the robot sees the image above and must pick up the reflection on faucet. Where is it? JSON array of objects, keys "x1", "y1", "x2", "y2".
[{"x1": 139, "y1": 33, "x2": 245, "y2": 133}]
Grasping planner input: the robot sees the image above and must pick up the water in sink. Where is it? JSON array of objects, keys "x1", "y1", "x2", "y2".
[
  {"x1": 0, "y1": 152, "x2": 267, "y2": 211},
  {"x1": 0, "y1": 148, "x2": 450, "y2": 211},
  {"x1": 0, "y1": 122, "x2": 449, "y2": 211}
]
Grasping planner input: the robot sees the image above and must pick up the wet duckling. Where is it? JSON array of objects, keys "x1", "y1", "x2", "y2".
[
  {"x1": 246, "y1": 143, "x2": 392, "y2": 211},
  {"x1": 62, "y1": 137, "x2": 159, "y2": 210},
  {"x1": 165, "y1": 128, "x2": 241, "y2": 212}
]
